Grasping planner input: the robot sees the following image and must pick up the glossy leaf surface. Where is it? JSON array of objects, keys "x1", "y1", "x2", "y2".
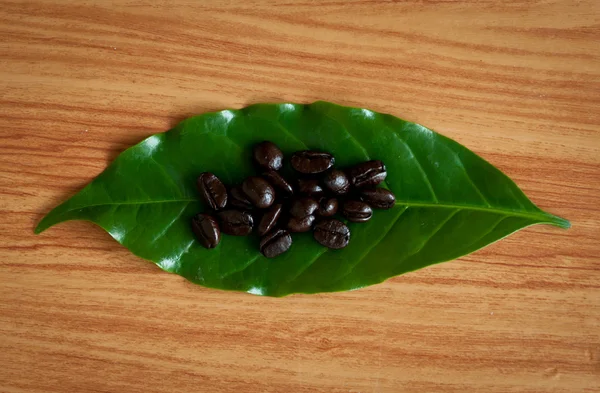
[{"x1": 36, "y1": 102, "x2": 569, "y2": 296}]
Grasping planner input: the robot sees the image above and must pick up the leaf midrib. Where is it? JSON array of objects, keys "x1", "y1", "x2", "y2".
[
  {"x1": 398, "y1": 201, "x2": 559, "y2": 224},
  {"x1": 61, "y1": 198, "x2": 563, "y2": 225}
]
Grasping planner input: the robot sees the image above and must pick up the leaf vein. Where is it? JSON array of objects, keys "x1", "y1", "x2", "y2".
[
  {"x1": 151, "y1": 202, "x2": 190, "y2": 242},
  {"x1": 318, "y1": 108, "x2": 371, "y2": 160},
  {"x1": 394, "y1": 201, "x2": 556, "y2": 223},
  {"x1": 443, "y1": 145, "x2": 491, "y2": 207},
  {"x1": 247, "y1": 112, "x2": 309, "y2": 150},
  {"x1": 325, "y1": 206, "x2": 410, "y2": 287},
  {"x1": 149, "y1": 155, "x2": 182, "y2": 197},
  {"x1": 220, "y1": 252, "x2": 262, "y2": 280},
  {"x1": 283, "y1": 246, "x2": 329, "y2": 284},
  {"x1": 407, "y1": 209, "x2": 461, "y2": 257},
  {"x1": 382, "y1": 121, "x2": 439, "y2": 202}
]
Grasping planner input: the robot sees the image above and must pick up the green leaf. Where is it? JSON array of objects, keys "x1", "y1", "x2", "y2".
[{"x1": 35, "y1": 101, "x2": 569, "y2": 297}]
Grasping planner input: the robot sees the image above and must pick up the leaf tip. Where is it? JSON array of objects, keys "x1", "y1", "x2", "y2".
[
  {"x1": 558, "y1": 218, "x2": 571, "y2": 229},
  {"x1": 548, "y1": 214, "x2": 571, "y2": 229}
]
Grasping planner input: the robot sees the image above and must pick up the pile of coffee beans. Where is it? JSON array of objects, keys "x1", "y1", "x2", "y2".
[{"x1": 191, "y1": 141, "x2": 395, "y2": 258}]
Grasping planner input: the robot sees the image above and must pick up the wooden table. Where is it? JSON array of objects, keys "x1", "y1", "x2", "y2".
[{"x1": 1, "y1": 1, "x2": 598, "y2": 392}]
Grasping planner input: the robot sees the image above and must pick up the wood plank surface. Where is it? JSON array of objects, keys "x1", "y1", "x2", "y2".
[{"x1": 1, "y1": 1, "x2": 599, "y2": 392}]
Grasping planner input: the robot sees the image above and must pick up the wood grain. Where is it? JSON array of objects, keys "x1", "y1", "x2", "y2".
[{"x1": 1, "y1": 1, "x2": 599, "y2": 392}]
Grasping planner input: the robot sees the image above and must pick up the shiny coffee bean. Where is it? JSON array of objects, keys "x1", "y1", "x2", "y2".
[
  {"x1": 197, "y1": 172, "x2": 227, "y2": 210},
  {"x1": 323, "y1": 169, "x2": 350, "y2": 195},
  {"x1": 257, "y1": 204, "x2": 283, "y2": 236},
  {"x1": 260, "y1": 229, "x2": 292, "y2": 258},
  {"x1": 253, "y1": 141, "x2": 283, "y2": 171},
  {"x1": 347, "y1": 160, "x2": 387, "y2": 188},
  {"x1": 229, "y1": 186, "x2": 253, "y2": 210},
  {"x1": 290, "y1": 150, "x2": 335, "y2": 174},
  {"x1": 191, "y1": 213, "x2": 221, "y2": 249},
  {"x1": 289, "y1": 197, "x2": 319, "y2": 218},
  {"x1": 217, "y1": 210, "x2": 254, "y2": 236},
  {"x1": 317, "y1": 197, "x2": 338, "y2": 217},
  {"x1": 342, "y1": 200, "x2": 373, "y2": 222},
  {"x1": 242, "y1": 176, "x2": 275, "y2": 209},
  {"x1": 262, "y1": 170, "x2": 294, "y2": 196},
  {"x1": 359, "y1": 188, "x2": 396, "y2": 209},
  {"x1": 314, "y1": 219, "x2": 350, "y2": 249},
  {"x1": 297, "y1": 178, "x2": 324, "y2": 197},
  {"x1": 287, "y1": 215, "x2": 315, "y2": 233}
]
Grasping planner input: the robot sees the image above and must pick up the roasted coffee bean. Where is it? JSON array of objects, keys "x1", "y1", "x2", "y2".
[
  {"x1": 359, "y1": 188, "x2": 396, "y2": 209},
  {"x1": 287, "y1": 215, "x2": 315, "y2": 233},
  {"x1": 197, "y1": 172, "x2": 227, "y2": 210},
  {"x1": 260, "y1": 229, "x2": 292, "y2": 258},
  {"x1": 317, "y1": 197, "x2": 338, "y2": 217},
  {"x1": 288, "y1": 197, "x2": 318, "y2": 232},
  {"x1": 242, "y1": 176, "x2": 276, "y2": 209},
  {"x1": 289, "y1": 197, "x2": 319, "y2": 218},
  {"x1": 297, "y1": 178, "x2": 324, "y2": 197},
  {"x1": 262, "y1": 170, "x2": 294, "y2": 196},
  {"x1": 253, "y1": 141, "x2": 283, "y2": 171},
  {"x1": 191, "y1": 213, "x2": 221, "y2": 249},
  {"x1": 314, "y1": 219, "x2": 350, "y2": 249},
  {"x1": 290, "y1": 150, "x2": 335, "y2": 174},
  {"x1": 347, "y1": 160, "x2": 387, "y2": 188},
  {"x1": 343, "y1": 199, "x2": 373, "y2": 222},
  {"x1": 257, "y1": 204, "x2": 283, "y2": 236},
  {"x1": 323, "y1": 169, "x2": 350, "y2": 195},
  {"x1": 229, "y1": 186, "x2": 253, "y2": 210},
  {"x1": 342, "y1": 200, "x2": 373, "y2": 222},
  {"x1": 217, "y1": 210, "x2": 254, "y2": 236}
]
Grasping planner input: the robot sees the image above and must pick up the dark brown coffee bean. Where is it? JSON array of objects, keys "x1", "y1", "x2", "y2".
[
  {"x1": 242, "y1": 176, "x2": 275, "y2": 209},
  {"x1": 253, "y1": 141, "x2": 283, "y2": 171},
  {"x1": 191, "y1": 213, "x2": 221, "y2": 249},
  {"x1": 197, "y1": 172, "x2": 227, "y2": 210},
  {"x1": 260, "y1": 229, "x2": 292, "y2": 258},
  {"x1": 323, "y1": 169, "x2": 350, "y2": 195},
  {"x1": 317, "y1": 197, "x2": 338, "y2": 217},
  {"x1": 217, "y1": 210, "x2": 253, "y2": 236},
  {"x1": 262, "y1": 170, "x2": 294, "y2": 196},
  {"x1": 347, "y1": 160, "x2": 387, "y2": 188},
  {"x1": 297, "y1": 178, "x2": 324, "y2": 197},
  {"x1": 314, "y1": 219, "x2": 350, "y2": 249},
  {"x1": 342, "y1": 200, "x2": 373, "y2": 223},
  {"x1": 359, "y1": 188, "x2": 396, "y2": 209},
  {"x1": 287, "y1": 215, "x2": 315, "y2": 232},
  {"x1": 257, "y1": 204, "x2": 283, "y2": 236},
  {"x1": 289, "y1": 197, "x2": 319, "y2": 218},
  {"x1": 290, "y1": 150, "x2": 334, "y2": 174},
  {"x1": 229, "y1": 186, "x2": 253, "y2": 210}
]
